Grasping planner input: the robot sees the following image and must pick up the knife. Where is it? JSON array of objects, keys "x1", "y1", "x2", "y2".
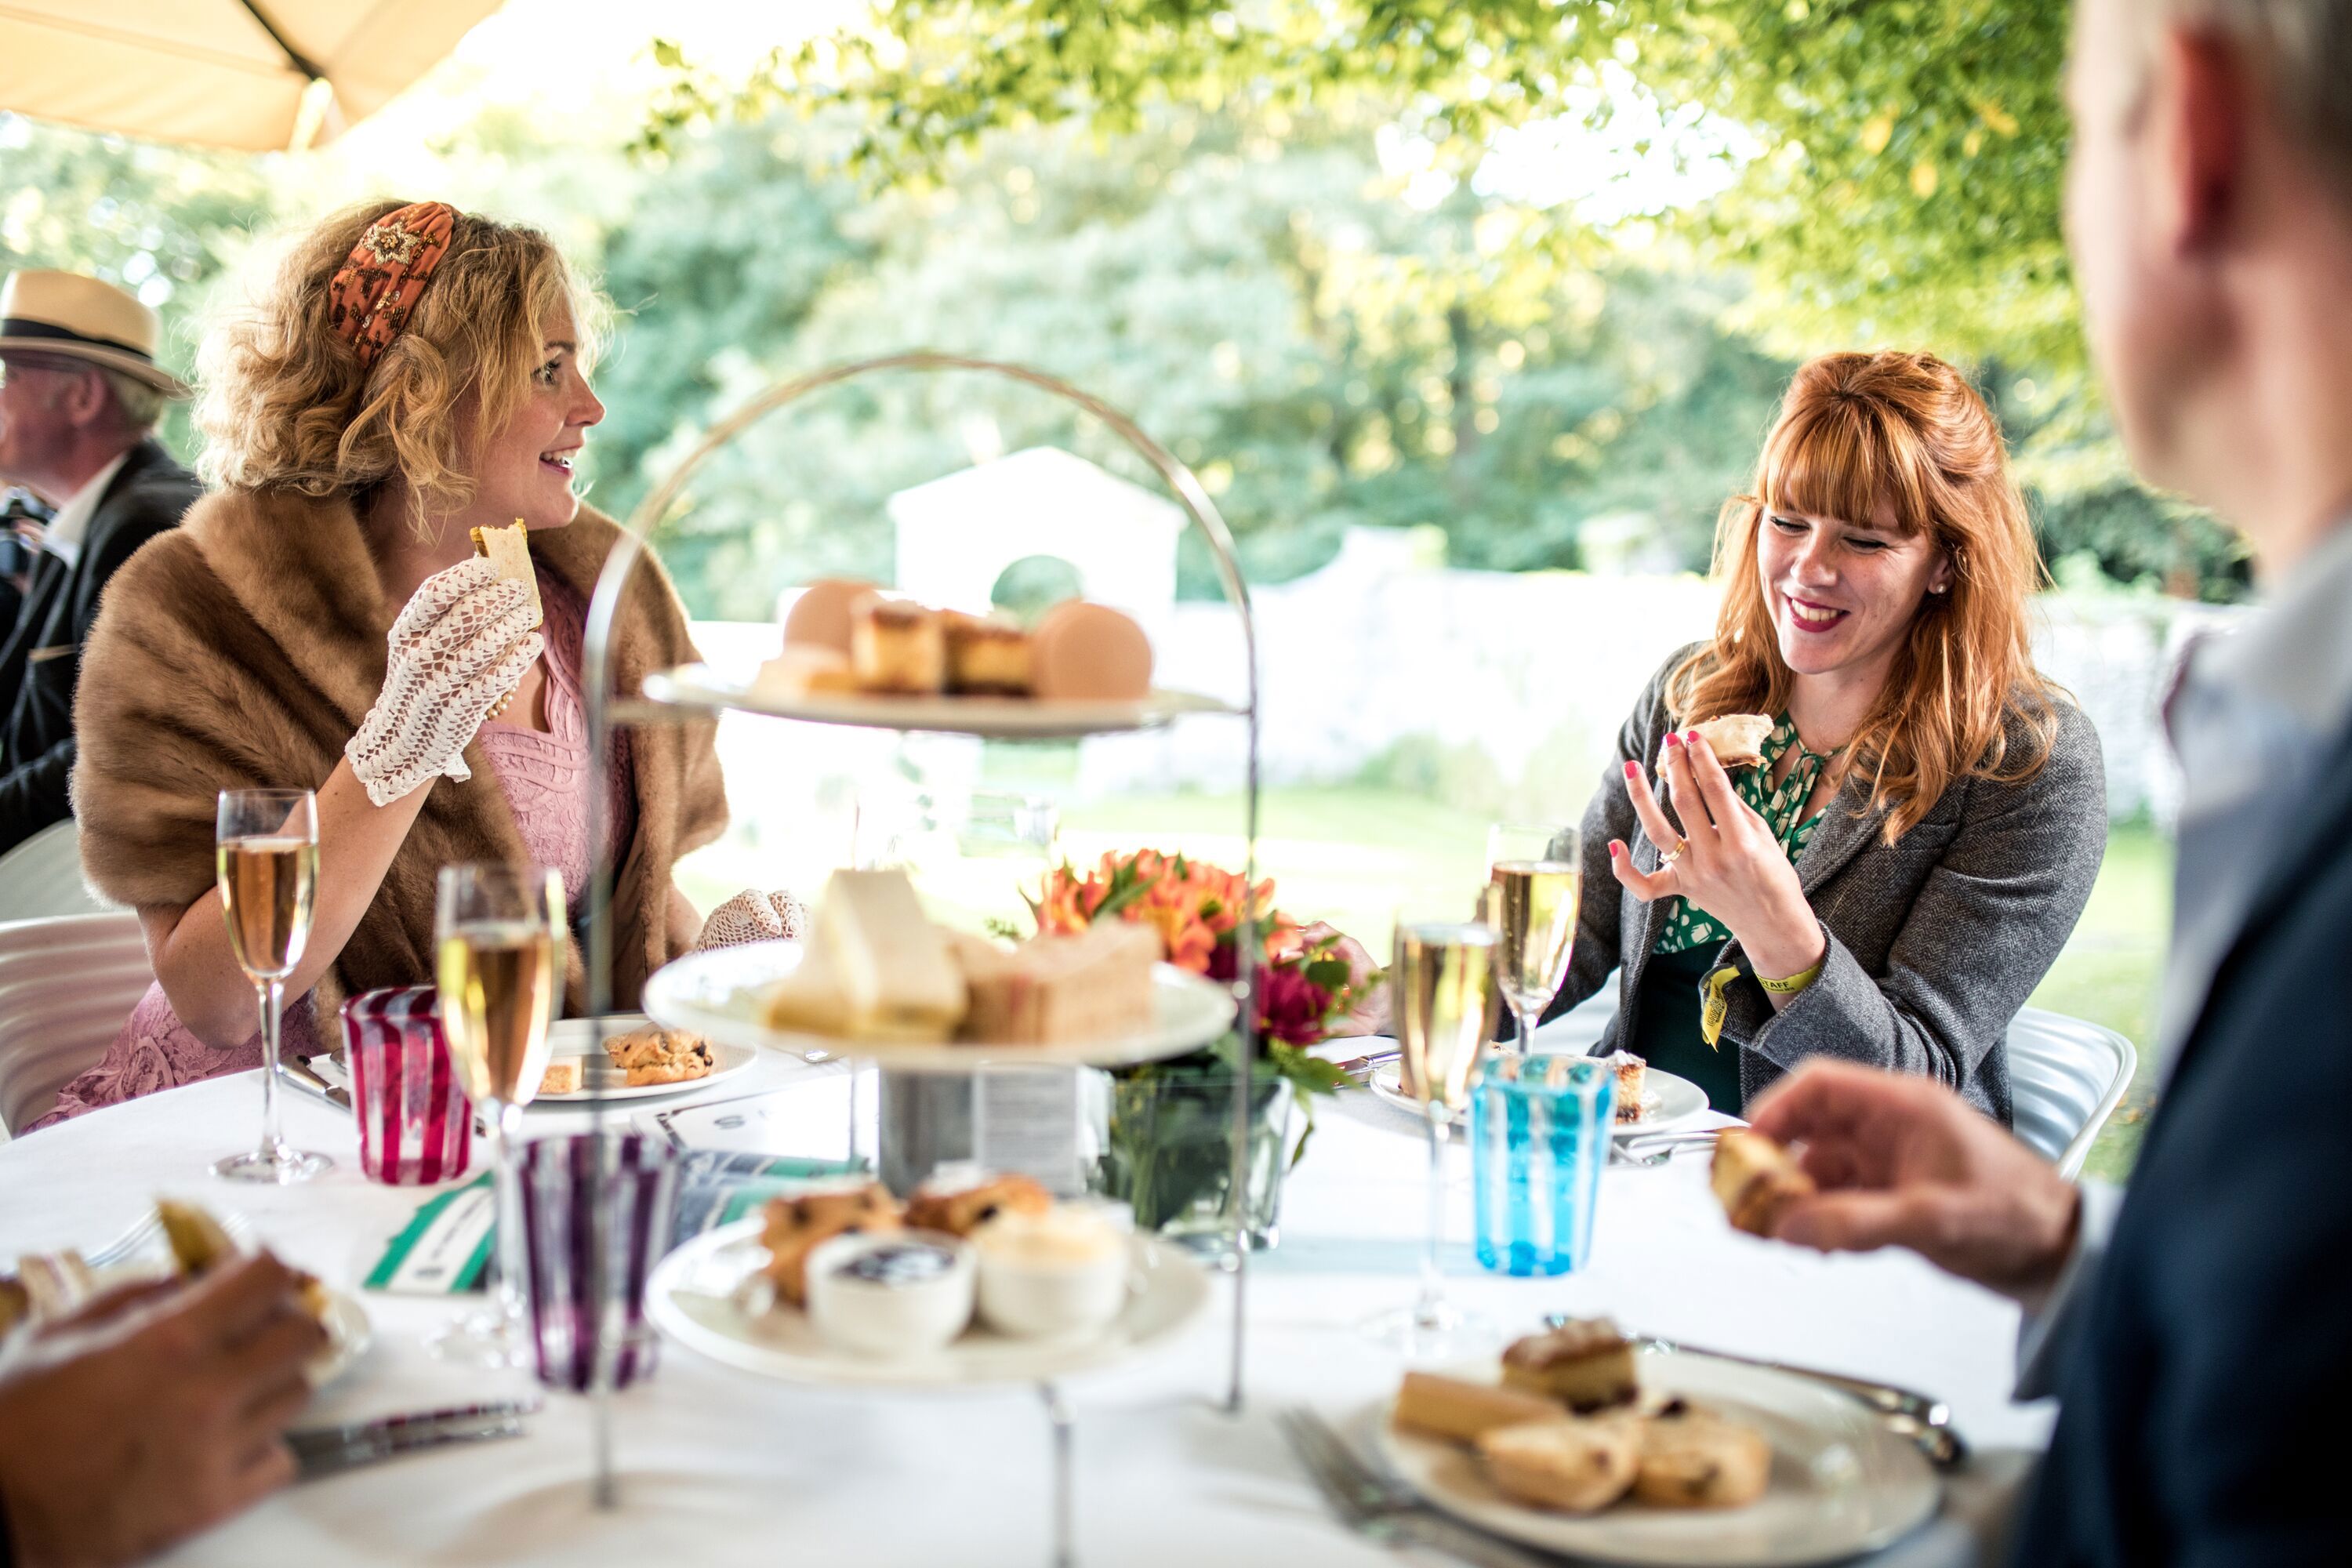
[
  {"x1": 294, "y1": 1416, "x2": 525, "y2": 1481},
  {"x1": 288, "y1": 1399, "x2": 542, "y2": 1458},
  {"x1": 283, "y1": 1056, "x2": 351, "y2": 1113}
]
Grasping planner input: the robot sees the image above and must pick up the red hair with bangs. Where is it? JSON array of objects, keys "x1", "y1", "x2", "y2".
[{"x1": 1665, "y1": 350, "x2": 2063, "y2": 844}]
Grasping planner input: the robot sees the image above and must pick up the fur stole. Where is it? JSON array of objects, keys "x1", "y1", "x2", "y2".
[{"x1": 71, "y1": 488, "x2": 727, "y2": 1025}]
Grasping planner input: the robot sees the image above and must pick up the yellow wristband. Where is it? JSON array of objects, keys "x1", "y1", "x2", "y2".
[{"x1": 1757, "y1": 957, "x2": 1825, "y2": 996}]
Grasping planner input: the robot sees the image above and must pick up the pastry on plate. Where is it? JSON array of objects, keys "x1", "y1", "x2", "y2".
[
  {"x1": 1605, "y1": 1051, "x2": 1646, "y2": 1122},
  {"x1": 1689, "y1": 713, "x2": 1773, "y2": 769},
  {"x1": 1634, "y1": 1406, "x2": 1773, "y2": 1508},
  {"x1": 1501, "y1": 1319, "x2": 1639, "y2": 1412},
  {"x1": 1392, "y1": 1372, "x2": 1567, "y2": 1445},
  {"x1": 1475, "y1": 1414, "x2": 1641, "y2": 1513},
  {"x1": 751, "y1": 644, "x2": 857, "y2": 701},
  {"x1": 905, "y1": 1172, "x2": 1052, "y2": 1238},
  {"x1": 758, "y1": 1181, "x2": 904, "y2": 1306},
  {"x1": 942, "y1": 612, "x2": 1034, "y2": 696},
  {"x1": 850, "y1": 593, "x2": 946, "y2": 695},
  {"x1": 467, "y1": 521, "x2": 543, "y2": 629},
  {"x1": 1711, "y1": 1128, "x2": 1817, "y2": 1237},
  {"x1": 537, "y1": 1059, "x2": 583, "y2": 1096},
  {"x1": 603, "y1": 1025, "x2": 715, "y2": 1086}
]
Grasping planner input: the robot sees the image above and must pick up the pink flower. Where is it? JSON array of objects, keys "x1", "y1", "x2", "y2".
[{"x1": 1258, "y1": 962, "x2": 1336, "y2": 1047}]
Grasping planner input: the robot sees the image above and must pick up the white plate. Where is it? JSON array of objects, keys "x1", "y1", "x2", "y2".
[
  {"x1": 1376, "y1": 1350, "x2": 1939, "y2": 1566},
  {"x1": 526, "y1": 1014, "x2": 759, "y2": 1104},
  {"x1": 1365, "y1": 1056, "x2": 1709, "y2": 1138},
  {"x1": 643, "y1": 939, "x2": 1237, "y2": 1072},
  {"x1": 644, "y1": 664, "x2": 1238, "y2": 738},
  {"x1": 645, "y1": 1218, "x2": 1212, "y2": 1388}
]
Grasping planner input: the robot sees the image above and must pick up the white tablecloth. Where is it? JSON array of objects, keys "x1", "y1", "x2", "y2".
[{"x1": 1, "y1": 1054, "x2": 2051, "y2": 1567}]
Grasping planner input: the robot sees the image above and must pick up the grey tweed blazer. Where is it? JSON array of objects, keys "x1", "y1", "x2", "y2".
[{"x1": 1548, "y1": 646, "x2": 2108, "y2": 1123}]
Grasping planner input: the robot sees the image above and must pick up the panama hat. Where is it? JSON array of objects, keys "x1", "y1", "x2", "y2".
[{"x1": 0, "y1": 270, "x2": 191, "y2": 398}]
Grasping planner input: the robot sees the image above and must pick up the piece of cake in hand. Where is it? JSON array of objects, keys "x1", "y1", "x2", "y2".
[
  {"x1": 1392, "y1": 1373, "x2": 1570, "y2": 1445},
  {"x1": 1634, "y1": 1406, "x2": 1773, "y2": 1508},
  {"x1": 850, "y1": 594, "x2": 946, "y2": 695},
  {"x1": 1475, "y1": 1415, "x2": 1642, "y2": 1513},
  {"x1": 758, "y1": 1181, "x2": 904, "y2": 1306},
  {"x1": 1689, "y1": 713, "x2": 1773, "y2": 769},
  {"x1": 1711, "y1": 1128, "x2": 1817, "y2": 1237},
  {"x1": 942, "y1": 612, "x2": 1034, "y2": 696},
  {"x1": 950, "y1": 922, "x2": 1160, "y2": 1044},
  {"x1": 1500, "y1": 1319, "x2": 1639, "y2": 1412}
]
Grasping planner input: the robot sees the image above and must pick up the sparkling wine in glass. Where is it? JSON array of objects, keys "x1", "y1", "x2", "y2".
[
  {"x1": 212, "y1": 789, "x2": 332, "y2": 1183},
  {"x1": 430, "y1": 862, "x2": 564, "y2": 1366},
  {"x1": 1362, "y1": 914, "x2": 1499, "y2": 1359},
  {"x1": 1486, "y1": 822, "x2": 1584, "y2": 1057}
]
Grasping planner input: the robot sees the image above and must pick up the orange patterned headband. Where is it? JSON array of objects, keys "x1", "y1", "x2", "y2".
[{"x1": 326, "y1": 201, "x2": 457, "y2": 370}]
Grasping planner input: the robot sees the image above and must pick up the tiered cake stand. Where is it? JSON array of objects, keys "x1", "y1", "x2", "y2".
[{"x1": 572, "y1": 354, "x2": 1265, "y2": 1559}]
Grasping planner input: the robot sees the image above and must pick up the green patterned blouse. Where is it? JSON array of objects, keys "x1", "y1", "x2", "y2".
[{"x1": 1652, "y1": 713, "x2": 1838, "y2": 955}]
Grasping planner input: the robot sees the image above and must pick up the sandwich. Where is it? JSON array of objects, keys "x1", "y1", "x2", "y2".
[
  {"x1": 1709, "y1": 1129, "x2": 1817, "y2": 1237},
  {"x1": 1690, "y1": 713, "x2": 1773, "y2": 769},
  {"x1": 468, "y1": 519, "x2": 544, "y2": 630}
]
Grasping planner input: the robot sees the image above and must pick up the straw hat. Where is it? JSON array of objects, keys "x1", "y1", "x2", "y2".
[{"x1": 0, "y1": 270, "x2": 191, "y2": 398}]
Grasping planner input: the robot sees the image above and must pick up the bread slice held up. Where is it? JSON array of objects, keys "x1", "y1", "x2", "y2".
[
  {"x1": 1710, "y1": 1128, "x2": 1817, "y2": 1237},
  {"x1": 1689, "y1": 713, "x2": 1773, "y2": 769},
  {"x1": 468, "y1": 520, "x2": 544, "y2": 630}
]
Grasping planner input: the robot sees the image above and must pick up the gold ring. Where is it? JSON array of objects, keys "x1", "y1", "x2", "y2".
[{"x1": 1659, "y1": 837, "x2": 1690, "y2": 866}]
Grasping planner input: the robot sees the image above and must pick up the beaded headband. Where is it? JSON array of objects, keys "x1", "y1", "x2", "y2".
[{"x1": 326, "y1": 201, "x2": 457, "y2": 370}]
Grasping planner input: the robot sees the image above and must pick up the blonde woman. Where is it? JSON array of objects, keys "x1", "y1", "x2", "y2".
[
  {"x1": 1552, "y1": 350, "x2": 2106, "y2": 1120},
  {"x1": 38, "y1": 201, "x2": 740, "y2": 1123}
]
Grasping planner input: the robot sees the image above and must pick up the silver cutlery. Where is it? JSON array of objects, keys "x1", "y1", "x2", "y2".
[
  {"x1": 84, "y1": 1208, "x2": 253, "y2": 1270},
  {"x1": 1610, "y1": 1128, "x2": 1724, "y2": 1167},
  {"x1": 1545, "y1": 1320, "x2": 1969, "y2": 1470},
  {"x1": 1278, "y1": 1407, "x2": 1552, "y2": 1568},
  {"x1": 1328, "y1": 1047, "x2": 1400, "y2": 1083},
  {"x1": 288, "y1": 1399, "x2": 541, "y2": 1458},
  {"x1": 293, "y1": 1415, "x2": 527, "y2": 1481},
  {"x1": 282, "y1": 1056, "x2": 351, "y2": 1113}
]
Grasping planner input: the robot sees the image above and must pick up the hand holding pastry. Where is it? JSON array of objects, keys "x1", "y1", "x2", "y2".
[
  {"x1": 694, "y1": 888, "x2": 811, "y2": 951},
  {"x1": 345, "y1": 557, "x2": 543, "y2": 806},
  {"x1": 1606, "y1": 729, "x2": 1825, "y2": 985}
]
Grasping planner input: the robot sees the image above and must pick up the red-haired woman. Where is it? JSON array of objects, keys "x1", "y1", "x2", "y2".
[{"x1": 1553, "y1": 350, "x2": 2106, "y2": 1121}]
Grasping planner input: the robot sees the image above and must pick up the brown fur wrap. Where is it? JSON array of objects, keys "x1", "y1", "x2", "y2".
[{"x1": 71, "y1": 488, "x2": 726, "y2": 1026}]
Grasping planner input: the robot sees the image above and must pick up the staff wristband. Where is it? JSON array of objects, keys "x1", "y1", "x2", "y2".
[{"x1": 1757, "y1": 957, "x2": 1825, "y2": 996}]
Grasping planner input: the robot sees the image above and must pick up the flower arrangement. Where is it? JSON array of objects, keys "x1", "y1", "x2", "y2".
[{"x1": 1029, "y1": 848, "x2": 1370, "y2": 1247}]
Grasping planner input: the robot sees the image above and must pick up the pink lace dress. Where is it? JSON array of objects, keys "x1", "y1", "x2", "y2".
[{"x1": 34, "y1": 572, "x2": 631, "y2": 1128}]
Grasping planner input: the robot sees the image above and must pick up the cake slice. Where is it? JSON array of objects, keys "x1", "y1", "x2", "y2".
[
  {"x1": 1475, "y1": 1414, "x2": 1642, "y2": 1513},
  {"x1": 468, "y1": 520, "x2": 543, "y2": 629},
  {"x1": 942, "y1": 612, "x2": 1034, "y2": 696},
  {"x1": 1392, "y1": 1372, "x2": 1567, "y2": 1445},
  {"x1": 950, "y1": 923, "x2": 1159, "y2": 1044},
  {"x1": 1711, "y1": 1128, "x2": 1817, "y2": 1237},
  {"x1": 850, "y1": 594, "x2": 946, "y2": 695},
  {"x1": 810, "y1": 869, "x2": 966, "y2": 1043},
  {"x1": 1500, "y1": 1319, "x2": 1639, "y2": 1411}
]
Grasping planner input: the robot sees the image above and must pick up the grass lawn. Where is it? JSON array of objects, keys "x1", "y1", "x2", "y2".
[{"x1": 1061, "y1": 788, "x2": 2169, "y2": 1179}]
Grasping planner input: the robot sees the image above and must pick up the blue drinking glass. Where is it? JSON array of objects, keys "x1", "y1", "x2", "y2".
[{"x1": 1470, "y1": 1053, "x2": 1616, "y2": 1276}]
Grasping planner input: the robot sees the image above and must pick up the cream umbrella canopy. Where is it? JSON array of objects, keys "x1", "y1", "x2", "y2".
[{"x1": 0, "y1": 1, "x2": 506, "y2": 151}]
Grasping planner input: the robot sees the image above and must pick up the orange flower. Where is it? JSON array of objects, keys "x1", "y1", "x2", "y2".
[{"x1": 1032, "y1": 848, "x2": 1296, "y2": 977}]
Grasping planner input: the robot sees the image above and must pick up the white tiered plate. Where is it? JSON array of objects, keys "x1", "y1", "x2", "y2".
[
  {"x1": 528, "y1": 1014, "x2": 760, "y2": 1104},
  {"x1": 645, "y1": 1218, "x2": 1213, "y2": 1388},
  {"x1": 1363, "y1": 1056, "x2": 1709, "y2": 1138},
  {"x1": 1375, "y1": 1351, "x2": 1938, "y2": 1566},
  {"x1": 642, "y1": 939, "x2": 1237, "y2": 1072},
  {"x1": 643, "y1": 664, "x2": 1237, "y2": 738}
]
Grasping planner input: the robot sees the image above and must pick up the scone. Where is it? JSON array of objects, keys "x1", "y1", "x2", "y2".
[
  {"x1": 904, "y1": 1173, "x2": 1053, "y2": 1237},
  {"x1": 603, "y1": 1026, "x2": 715, "y2": 1086},
  {"x1": 759, "y1": 1182, "x2": 903, "y2": 1305},
  {"x1": 1690, "y1": 713, "x2": 1773, "y2": 769},
  {"x1": 1634, "y1": 1406, "x2": 1773, "y2": 1508},
  {"x1": 1475, "y1": 1415, "x2": 1641, "y2": 1513},
  {"x1": 850, "y1": 594, "x2": 946, "y2": 695},
  {"x1": 1392, "y1": 1372, "x2": 1566, "y2": 1445},
  {"x1": 1711, "y1": 1129, "x2": 1817, "y2": 1237},
  {"x1": 1501, "y1": 1319, "x2": 1639, "y2": 1412}
]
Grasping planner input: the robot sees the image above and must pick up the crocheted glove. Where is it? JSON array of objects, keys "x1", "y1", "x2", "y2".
[
  {"x1": 695, "y1": 889, "x2": 810, "y2": 951},
  {"x1": 346, "y1": 557, "x2": 544, "y2": 807}
]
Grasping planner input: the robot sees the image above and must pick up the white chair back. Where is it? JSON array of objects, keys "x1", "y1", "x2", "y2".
[
  {"x1": 2006, "y1": 1006, "x2": 2137, "y2": 1180},
  {"x1": 0, "y1": 912, "x2": 153, "y2": 1137},
  {"x1": 0, "y1": 818, "x2": 115, "y2": 923}
]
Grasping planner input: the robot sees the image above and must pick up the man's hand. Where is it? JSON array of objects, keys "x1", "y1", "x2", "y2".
[
  {"x1": 0, "y1": 1252, "x2": 325, "y2": 1567},
  {"x1": 1746, "y1": 1060, "x2": 2083, "y2": 1298}
]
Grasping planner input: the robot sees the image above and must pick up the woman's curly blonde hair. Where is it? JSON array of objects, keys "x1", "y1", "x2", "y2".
[{"x1": 195, "y1": 201, "x2": 607, "y2": 534}]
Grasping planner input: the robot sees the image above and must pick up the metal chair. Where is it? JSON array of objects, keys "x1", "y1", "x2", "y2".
[
  {"x1": 2006, "y1": 1005, "x2": 2139, "y2": 1180},
  {"x1": 0, "y1": 912, "x2": 152, "y2": 1137},
  {"x1": 0, "y1": 818, "x2": 115, "y2": 923}
]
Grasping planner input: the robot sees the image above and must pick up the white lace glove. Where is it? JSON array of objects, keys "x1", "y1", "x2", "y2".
[
  {"x1": 695, "y1": 889, "x2": 810, "y2": 951},
  {"x1": 346, "y1": 557, "x2": 544, "y2": 807}
]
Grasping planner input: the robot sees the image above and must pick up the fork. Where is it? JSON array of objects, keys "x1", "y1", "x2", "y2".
[
  {"x1": 85, "y1": 1209, "x2": 255, "y2": 1271},
  {"x1": 1278, "y1": 1408, "x2": 1552, "y2": 1568}
]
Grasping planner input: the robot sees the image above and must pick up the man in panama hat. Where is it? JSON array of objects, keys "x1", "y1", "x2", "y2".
[{"x1": 0, "y1": 270, "x2": 201, "y2": 855}]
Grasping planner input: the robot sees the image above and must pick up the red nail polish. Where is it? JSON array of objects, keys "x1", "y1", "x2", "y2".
[
  {"x1": 1663, "y1": 731, "x2": 1682, "y2": 747},
  {"x1": 1607, "y1": 841, "x2": 1621, "y2": 857},
  {"x1": 1623, "y1": 760, "x2": 1639, "y2": 778}
]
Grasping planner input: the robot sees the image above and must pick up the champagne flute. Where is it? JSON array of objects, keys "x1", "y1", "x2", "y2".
[
  {"x1": 1486, "y1": 822, "x2": 1584, "y2": 1058},
  {"x1": 1362, "y1": 911, "x2": 1500, "y2": 1359},
  {"x1": 212, "y1": 789, "x2": 332, "y2": 1183},
  {"x1": 430, "y1": 862, "x2": 564, "y2": 1367}
]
